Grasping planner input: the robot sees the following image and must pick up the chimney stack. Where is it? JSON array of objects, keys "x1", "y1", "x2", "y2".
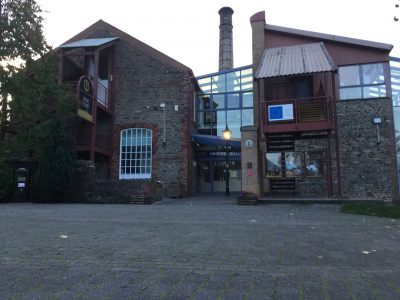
[{"x1": 218, "y1": 7, "x2": 234, "y2": 71}]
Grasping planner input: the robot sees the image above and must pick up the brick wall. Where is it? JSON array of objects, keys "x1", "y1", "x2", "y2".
[{"x1": 78, "y1": 26, "x2": 194, "y2": 198}]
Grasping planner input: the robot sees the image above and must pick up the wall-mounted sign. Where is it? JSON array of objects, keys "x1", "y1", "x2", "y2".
[
  {"x1": 245, "y1": 139, "x2": 254, "y2": 148},
  {"x1": 77, "y1": 76, "x2": 93, "y2": 122},
  {"x1": 268, "y1": 104, "x2": 294, "y2": 122},
  {"x1": 209, "y1": 151, "x2": 241, "y2": 156}
]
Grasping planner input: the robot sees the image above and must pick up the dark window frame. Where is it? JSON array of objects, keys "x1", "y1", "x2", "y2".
[{"x1": 339, "y1": 62, "x2": 387, "y2": 100}]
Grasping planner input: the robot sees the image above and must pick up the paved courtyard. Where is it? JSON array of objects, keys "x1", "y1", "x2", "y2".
[{"x1": 1, "y1": 197, "x2": 400, "y2": 299}]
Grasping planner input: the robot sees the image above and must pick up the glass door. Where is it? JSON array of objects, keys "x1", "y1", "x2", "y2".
[
  {"x1": 213, "y1": 161, "x2": 227, "y2": 193},
  {"x1": 198, "y1": 161, "x2": 211, "y2": 193},
  {"x1": 197, "y1": 158, "x2": 241, "y2": 194}
]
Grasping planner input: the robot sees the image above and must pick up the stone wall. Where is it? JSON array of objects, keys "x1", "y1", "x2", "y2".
[
  {"x1": 80, "y1": 26, "x2": 194, "y2": 197},
  {"x1": 294, "y1": 137, "x2": 333, "y2": 197},
  {"x1": 86, "y1": 179, "x2": 162, "y2": 204},
  {"x1": 112, "y1": 38, "x2": 192, "y2": 195},
  {"x1": 336, "y1": 98, "x2": 395, "y2": 200}
]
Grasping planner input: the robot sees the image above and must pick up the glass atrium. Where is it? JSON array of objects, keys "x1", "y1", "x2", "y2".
[{"x1": 196, "y1": 66, "x2": 254, "y2": 139}]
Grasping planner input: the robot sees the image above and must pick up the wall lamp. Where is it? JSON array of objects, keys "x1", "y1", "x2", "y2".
[
  {"x1": 373, "y1": 117, "x2": 382, "y2": 144},
  {"x1": 160, "y1": 102, "x2": 166, "y2": 147}
]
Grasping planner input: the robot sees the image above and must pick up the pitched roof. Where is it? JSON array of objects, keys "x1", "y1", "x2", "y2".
[
  {"x1": 265, "y1": 24, "x2": 393, "y2": 51},
  {"x1": 255, "y1": 42, "x2": 336, "y2": 79},
  {"x1": 58, "y1": 20, "x2": 193, "y2": 74}
]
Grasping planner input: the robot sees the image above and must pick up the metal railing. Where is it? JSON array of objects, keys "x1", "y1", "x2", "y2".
[
  {"x1": 63, "y1": 79, "x2": 110, "y2": 108},
  {"x1": 96, "y1": 80, "x2": 109, "y2": 108}
]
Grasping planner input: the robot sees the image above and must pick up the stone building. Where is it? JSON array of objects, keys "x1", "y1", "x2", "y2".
[
  {"x1": 58, "y1": 20, "x2": 197, "y2": 199},
  {"x1": 57, "y1": 10, "x2": 399, "y2": 202},
  {"x1": 240, "y1": 11, "x2": 398, "y2": 200}
]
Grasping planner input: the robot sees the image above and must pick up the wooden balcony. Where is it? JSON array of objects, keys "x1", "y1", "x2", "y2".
[
  {"x1": 74, "y1": 118, "x2": 112, "y2": 157},
  {"x1": 64, "y1": 80, "x2": 112, "y2": 113},
  {"x1": 262, "y1": 96, "x2": 334, "y2": 134}
]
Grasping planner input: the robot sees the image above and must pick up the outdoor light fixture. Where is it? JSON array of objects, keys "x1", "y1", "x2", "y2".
[
  {"x1": 222, "y1": 126, "x2": 232, "y2": 196},
  {"x1": 160, "y1": 101, "x2": 166, "y2": 146},
  {"x1": 223, "y1": 126, "x2": 232, "y2": 140},
  {"x1": 373, "y1": 117, "x2": 382, "y2": 144}
]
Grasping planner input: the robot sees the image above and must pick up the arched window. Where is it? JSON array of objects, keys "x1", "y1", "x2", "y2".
[{"x1": 119, "y1": 128, "x2": 152, "y2": 179}]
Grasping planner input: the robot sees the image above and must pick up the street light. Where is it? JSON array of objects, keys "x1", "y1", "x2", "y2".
[{"x1": 222, "y1": 125, "x2": 232, "y2": 196}]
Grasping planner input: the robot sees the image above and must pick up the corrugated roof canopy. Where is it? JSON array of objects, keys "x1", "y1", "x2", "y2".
[
  {"x1": 255, "y1": 42, "x2": 336, "y2": 79},
  {"x1": 60, "y1": 37, "x2": 119, "y2": 49}
]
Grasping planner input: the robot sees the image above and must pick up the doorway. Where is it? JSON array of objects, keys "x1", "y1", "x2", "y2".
[{"x1": 198, "y1": 158, "x2": 241, "y2": 194}]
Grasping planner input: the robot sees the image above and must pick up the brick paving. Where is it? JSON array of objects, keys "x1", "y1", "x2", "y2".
[{"x1": 1, "y1": 197, "x2": 400, "y2": 299}]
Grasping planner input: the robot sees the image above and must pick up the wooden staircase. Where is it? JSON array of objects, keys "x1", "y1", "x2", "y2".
[{"x1": 266, "y1": 133, "x2": 294, "y2": 152}]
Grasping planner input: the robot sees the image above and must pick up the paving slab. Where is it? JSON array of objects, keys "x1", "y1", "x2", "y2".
[{"x1": 1, "y1": 197, "x2": 400, "y2": 299}]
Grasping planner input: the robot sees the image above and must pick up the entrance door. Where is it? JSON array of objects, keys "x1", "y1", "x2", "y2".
[
  {"x1": 198, "y1": 161, "x2": 211, "y2": 193},
  {"x1": 197, "y1": 158, "x2": 241, "y2": 193},
  {"x1": 213, "y1": 161, "x2": 227, "y2": 193}
]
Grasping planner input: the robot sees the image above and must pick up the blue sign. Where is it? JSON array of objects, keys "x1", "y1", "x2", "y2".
[
  {"x1": 269, "y1": 106, "x2": 283, "y2": 120},
  {"x1": 268, "y1": 104, "x2": 294, "y2": 122}
]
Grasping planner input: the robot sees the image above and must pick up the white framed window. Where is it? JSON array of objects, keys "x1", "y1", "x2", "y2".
[{"x1": 119, "y1": 128, "x2": 152, "y2": 179}]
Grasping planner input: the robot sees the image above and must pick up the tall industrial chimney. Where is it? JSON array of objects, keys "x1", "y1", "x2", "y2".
[{"x1": 218, "y1": 7, "x2": 234, "y2": 71}]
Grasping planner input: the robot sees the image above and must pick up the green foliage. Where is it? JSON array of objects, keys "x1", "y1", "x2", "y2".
[
  {"x1": 0, "y1": 1, "x2": 78, "y2": 202},
  {"x1": 1, "y1": 0, "x2": 48, "y2": 138},
  {"x1": 0, "y1": 0, "x2": 48, "y2": 61},
  {"x1": 341, "y1": 202, "x2": 400, "y2": 219},
  {"x1": 33, "y1": 115, "x2": 77, "y2": 202},
  {"x1": 5, "y1": 51, "x2": 76, "y2": 159},
  {"x1": 0, "y1": 158, "x2": 13, "y2": 202}
]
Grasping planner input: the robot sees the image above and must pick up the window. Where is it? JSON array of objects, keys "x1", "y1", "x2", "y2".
[
  {"x1": 212, "y1": 94, "x2": 225, "y2": 109},
  {"x1": 242, "y1": 92, "x2": 253, "y2": 108},
  {"x1": 305, "y1": 151, "x2": 324, "y2": 177},
  {"x1": 339, "y1": 63, "x2": 386, "y2": 100},
  {"x1": 196, "y1": 67, "x2": 254, "y2": 137},
  {"x1": 285, "y1": 152, "x2": 303, "y2": 177},
  {"x1": 265, "y1": 151, "x2": 324, "y2": 178},
  {"x1": 119, "y1": 128, "x2": 152, "y2": 179},
  {"x1": 266, "y1": 153, "x2": 282, "y2": 177}
]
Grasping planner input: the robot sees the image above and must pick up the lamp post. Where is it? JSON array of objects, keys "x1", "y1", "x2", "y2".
[{"x1": 222, "y1": 125, "x2": 232, "y2": 196}]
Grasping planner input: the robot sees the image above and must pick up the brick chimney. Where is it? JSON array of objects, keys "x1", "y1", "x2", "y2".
[{"x1": 218, "y1": 7, "x2": 234, "y2": 71}]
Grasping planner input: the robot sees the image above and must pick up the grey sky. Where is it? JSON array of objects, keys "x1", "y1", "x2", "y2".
[{"x1": 36, "y1": 0, "x2": 399, "y2": 75}]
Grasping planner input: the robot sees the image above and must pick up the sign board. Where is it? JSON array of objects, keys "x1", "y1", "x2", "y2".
[
  {"x1": 77, "y1": 76, "x2": 93, "y2": 122},
  {"x1": 209, "y1": 151, "x2": 240, "y2": 156},
  {"x1": 244, "y1": 139, "x2": 254, "y2": 148},
  {"x1": 268, "y1": 104, "x2": 294, "y2": 122}
]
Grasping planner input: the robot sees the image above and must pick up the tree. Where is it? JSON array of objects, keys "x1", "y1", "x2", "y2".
[
  {"x1": 5, "y1": 52, "x2": 75, "y2": 159},
  {"x1": 33, "y1": 115, "x2": 77, "y2": 202},
  {"x1": 1, "y1": 0, "x2": 78, "y2": 201},
  {"x1": 0, "y1": 0, "x2": 48, "y2": 140},
  {"x1": 4, "y1": 51, "x2": 77, "y2": 202},
  {"x1": 0, "y1": 156, "x2": 12, "y2": 202}
]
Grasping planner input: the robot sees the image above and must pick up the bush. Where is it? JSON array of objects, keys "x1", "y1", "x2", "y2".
[
  {"x1": 0, "y1": 159, "x2": 13, "y2": 202},
  {"x1": 33, "y1": 116, "x2": 77, "y2": 202}
]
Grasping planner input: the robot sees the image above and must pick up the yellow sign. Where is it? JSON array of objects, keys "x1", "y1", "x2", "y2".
[{"x1": 78, "y1": 108, "x2": 93, "y2": 122}]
